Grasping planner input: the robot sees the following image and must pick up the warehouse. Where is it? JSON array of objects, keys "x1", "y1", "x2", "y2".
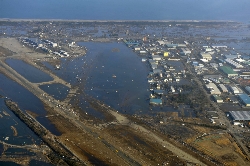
[
  {"x1": 230, "y1": 85, "x2": 240, "y2": 94},
  {"x1": 219, "y1": 66, "x2": 238, "y2": 77},
  {"x1": 228, "y1": 111, "x2": 250, "y2": 121},
  {"x1": 245, "y1": 86, "x2": 250, "y2": 94},
  {"x1": 238, "y1": 94, "x2": 250, "y2": 106},
  {"x1": 218, "y1": 84, "x2": 228, "y2": 93},
  {"x1": 200, "y1": 52, "x2": 212, "y2": 61},
  {"x1": 225, "y1": 59, "x2": 243, "y2": 68},
  {"x1": 180, "y1": 48, "x2": 191, "y2": 55},
  {"x1": 205, "y1": 83, "x2": 221, "y2": 95}
]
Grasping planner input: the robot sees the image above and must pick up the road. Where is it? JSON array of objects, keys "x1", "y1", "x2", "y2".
[
  {"x1": 184, "y1": 59, "x2": 250, "y2": 161},
  {"x1": 94, "y1": 99, "x2": 207, "y2": 166}
]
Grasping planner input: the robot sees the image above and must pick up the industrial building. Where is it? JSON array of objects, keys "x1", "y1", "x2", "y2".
[
  {"x1": 225, "y1": 59, "x2": 243, "y2": 68},
  {"x1": 218, "y1": 84, "x2": 228, "y2": 93},
  {"x1": 228, "y1": 111, "x2": 250, "y2": 121},
  {"x1": 219, "y1": 66, "x2": 238, "y2": 77},
  {"x1": 230, "y1": 85, "x2": 240, "y2": 94},
  {"x1": 206, "y1": 83, "x2": 221, "y2": 95},
  {"x1": 180, "y1": 48, "x2": 191, "y2": 55},
  {"x1": 245, "y1": 86, "x2": 250, "y2": 94},
  {"x1": 238, "y1": 94, "x2": 250, "y2": 106},
  {"x1": 200, "y1": 52, "x2": 212, "y2": 61},
  {"x1": 213, "y1": 95, "x2": 223, "y2": 103}
]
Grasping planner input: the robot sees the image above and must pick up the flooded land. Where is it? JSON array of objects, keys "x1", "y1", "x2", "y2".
[{"x1": 0, "y1": 20, "x2": 250, "y2": 166}]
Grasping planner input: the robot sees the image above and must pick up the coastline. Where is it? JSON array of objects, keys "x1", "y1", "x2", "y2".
[{"x1": 0, "y1": 18, "x2": 237, "y2": 23}]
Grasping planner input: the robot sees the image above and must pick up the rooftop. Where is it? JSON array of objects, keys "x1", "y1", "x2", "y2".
[
  {"x1": 238, "y1": 93, "x2": 250, "y2": 105},
  {"x1": 229, "y1": 111, "x2": 250, "y2": 121},
  {"x1": 219, "y1": 66, "x2": 238, "y2": 75},
  {"x1": 150, "y1": 99, "x2": 162, "y2": 105}
]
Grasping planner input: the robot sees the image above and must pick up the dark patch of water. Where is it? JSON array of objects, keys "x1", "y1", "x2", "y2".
[
  {"x1": 0, "y1": 161, "x2": 20, "y2": 166},
  {"x1": 5, "y1": 59, "x2": 53, "y2": 83},
  {"x1": 0, "y1": 74, "x2": 61, "y2": 135}
]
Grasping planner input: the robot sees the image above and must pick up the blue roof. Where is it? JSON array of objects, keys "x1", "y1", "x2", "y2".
[
  {"x1": 239, "y1": 94, "x2": 250, "y2": 105},
  {"x1": 150, "y1": 99, "x2": 162, "y2": 104}
]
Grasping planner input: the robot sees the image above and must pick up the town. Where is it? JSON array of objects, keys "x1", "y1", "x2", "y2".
[{"x1": 0, "y1": 19, "x2": 250, "y2": 165}]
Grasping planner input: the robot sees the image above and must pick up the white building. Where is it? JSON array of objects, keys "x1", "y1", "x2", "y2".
[
  {"x1": 230, "y1": 85, "x2": 240, "y2": 94},
  {"x1": 212, "y1": 45, "x2": 227, "y2": 49},
  {"x1": 225, "y1": 59, "x2": 243, "y2": 68},
  {"x1": 206, "y1": 83, "x2": 221, "y2": 95},
  {"x1": 200, "y1": 52, "x2": 212, "y2": 61}
]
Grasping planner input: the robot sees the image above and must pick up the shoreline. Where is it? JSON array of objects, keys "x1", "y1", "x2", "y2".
[{"x1": 0, "y1": 18, "x2": 237, "y2": 23}]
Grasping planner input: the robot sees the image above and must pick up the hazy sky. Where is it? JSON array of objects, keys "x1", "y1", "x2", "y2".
[{"x1": 0, "y1": 0, "x2": 250, "y2": 21}]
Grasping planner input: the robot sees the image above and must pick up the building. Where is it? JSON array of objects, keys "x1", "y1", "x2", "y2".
[
  {"x1": 205, "y1": 48, "x2": 212, "y2": 52},
  {"x1": 153, "y1": 69, "x2": 162, "y2": 74},
  {"x1": 245, "y1": 86, "x2": 250, "y2": 94},
  {"x1": 213, "y1": 95, "x2": 223, "y2": 103},
  {"x1": 225, "y1": 59, "x2": 243, "y2": 68},
  {"x1": 151, "y1": 64, "x2": 158, "y2": 69},
  {"x1": 212, "y1": 45, "x2": 228, "y2": 49},
  {"x1": 154, "y1": 90, "x2": 164, "y2": 95},
  {"x1": 134, "y1": 47, "x2": 141, "y2": 51},
  {"x1": 238, "y1": 94, "x2": 250, "y2": 106},
  {"x1": 200, "y1": 52, "x2": 212, "y2": 61},
  {"x1": 180, "y1": 48, "x2": 191, "y2": 55},
  {"x1": 228, "y1": 111, "x2": 250, "y2": 121},
  {"x1": 230, "y1": 85, "x2": 240, "y2": 94},
  {"x1": 206, "y1": 83, "x2": 221, "y2": 95},
  {"x1": 219, "y1": 66, "x2": 238, "y2": 77},
  {"x1": 164, "y1": 52, "x2": 169, "y2": 57},
  {"x1": 207, "y1": 111, "x2": 219, "y2": 119},
  {"x1": 218, "y1": 84, "x2": 228, "y2": 93},
  {"x1": 224, "y1": 54, "x2": 239, "y2": 59},
  {"x1": 152, "y1": 55, "x2": 162, "y2": 61},
  {"x1": 150, "y1": 99, "x2": 162, "y2": 105}
]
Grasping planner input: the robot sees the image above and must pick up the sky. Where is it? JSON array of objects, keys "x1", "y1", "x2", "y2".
[{"x1": 0, "y1": 0, "x2": 250, "y2": 22}]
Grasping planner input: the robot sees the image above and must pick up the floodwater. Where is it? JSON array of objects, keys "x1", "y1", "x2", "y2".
[
  {"x1": 43, "y1": 42, "x2": 151, "y2": 114},
  {"x1": 5, "y1": 59, "x2": 53, "y2": 83},
  {"x1": 0, "y1": 74, "x2": 60, "y2": 136},
  {"x1": 39, "y1": 83, "x2": 70, "y2": 101}
]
